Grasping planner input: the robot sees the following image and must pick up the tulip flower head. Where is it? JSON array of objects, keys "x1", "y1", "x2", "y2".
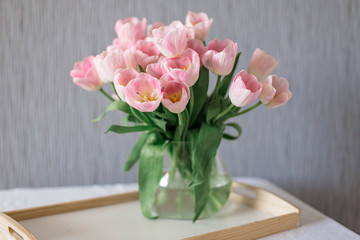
[
  {"x1": 186, "y1": 11, "x2": 213, "y2": 41},
  {"x1": 229, "y1": 70, "x2": 262, "y2": 107},
  {"x1": 113, "y1": 17, "x2": 147, "y2": 50},
  {"x1": 146, "y1": 60, "x2": 165, "y2": 79},
  {"x1": 260, "y1": 75, "x2": 292, "y2": 108},
  {"x1": 248, "y1": 48, "x2": 278, "y2": 81},
  {"x1": 152, "y1": 21, "x2": 195, "y2": 58},
  {"x1": 94, "y1": 49, "x2": 126, "y2": 83},
  {"x1": 136, "y1": 40, "x2": 161, "y2": 57},
  {"x1": 162, "y1": 81, "x2": 190, "y2": 113},
  {"x1": 147, "y1": 22, "x2": 165, "y2": 37},
  {"x1": 70, "y1": 56, "x2": 103, "y2": 91},
  {"x1": 123, "y1": 46, "x2": 158, "y2": 71},
  {"x1": 162, "y1": 48, "x2": 200, "y2": 87},
  {"x1": 125, "y1": 73, "x2": 162, "y2": 112},
  {"x1": 202, "y1": 38, "x2": 238, "y2": 76},
  {"x1": 158, "y1": 73, "x2": 174, "y2": 88},
  {"x1": 187, "y1": 39, "x2": 207, "y2": 63},
  {"x1": 113, "y1": 68, "x2": 138, "y2": 102}
]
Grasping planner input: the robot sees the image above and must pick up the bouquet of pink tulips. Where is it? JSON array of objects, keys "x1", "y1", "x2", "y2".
[{"x1": 71, "y1": 11, "x2": 292, "y2": 222}]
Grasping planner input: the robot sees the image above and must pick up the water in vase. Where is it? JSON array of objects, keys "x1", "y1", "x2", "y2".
[{"x1": 154, "y1": 171, "x2": 232, "y2": 220}]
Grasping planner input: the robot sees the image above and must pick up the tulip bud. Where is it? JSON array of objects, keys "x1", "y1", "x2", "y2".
[
  {"x1": 260, "y1": 75, "x2": 292, "y2": 108},
  {"x1": 248, "y1": 48, "x2": 278, "y2": 81},
  {"x1": 229, "y1": 70, "x2": 262, "y2": 107},
  {"x1": 152, "y1": 21, "x2": 195, "y2": 58},
  {"x1": 202, "y1": 38, "x2": 237, "y2": 76},
  {"x1": 70, "y1": 56, "x2": 103, "y2": 91},
  {"x1": 114, "y1": 17, "x2": 147, "y2": 50},
  {"x1": 186, "y1": 11, "x2": 213, "y2": 41}
]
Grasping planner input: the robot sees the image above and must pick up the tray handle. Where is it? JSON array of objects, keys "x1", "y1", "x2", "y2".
[
  {"x1": 0, "y1": 213, "x2": 37, "y2": 240},
  {"x1": 231, "y1": 181, "x2": 301, "y2": 217}
]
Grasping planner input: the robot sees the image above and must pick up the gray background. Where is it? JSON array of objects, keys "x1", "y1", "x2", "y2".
[{"x1": 1, "y1": 0, "x2": 359, "y2": 233}]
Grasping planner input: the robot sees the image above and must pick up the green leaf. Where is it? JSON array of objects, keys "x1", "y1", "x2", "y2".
[
  {"x1": 188, "y1": 129, "x2": 200, "y2": 187},
  {"x1": 190, "y1": 123, "x2": 223, "y2": 222},
  {"x1": 163, "y1": 107, "x2": 177, "y2": 125},
  {"x1": 206, "y1": 98, "x2": 222, "y2": 124},
  {"x1": 92, "y1": 101, "x2": 132, "y2": 122},
  {"x1": 190, "y1": 66, "x2": 209, "y2": 126},
  {"x1": 218, "y1": 52, "x2": 241, "y2": 97},
  {"x1": 223, "y1": 122, "x2": 242, "y2": 140},
  {"x1": 123, "y1": 133, "x2": 148, "y2": 171},
  {"x1": 122, "y1": 115, "x2": 138, "y2": 126},
  {"x1": 151, "y1": 117, "x2": 167, "y2": 132},
  {"x1": 105, "y1": 125, "x2": 155, "y2": 134},
  {"x1": 138, "y1": 139, "x2": 165, "y2": 218}
]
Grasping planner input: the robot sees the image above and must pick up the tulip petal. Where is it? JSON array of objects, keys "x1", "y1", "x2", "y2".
[
  {"x1": 125, "y1": 73, "x2": 162, "y2": 112},
  {"x1": 202, "y1": 39, "x2": 237, "y2": 76},
  {"x1": 161, "y1": 81, "x2": 190, "y2": 113},
  {"x1": 229, "y1": 70, "x2": 262, "y2": 107},
  {"x1": 70, "y1": 56, "x2": 103, "y2": 91},
  {"x1": 248, "y1": 48, "x2": 279, "y2": 81},
  {"x1": 261, "y1": 75, "x2": 292, "y2": 108}
]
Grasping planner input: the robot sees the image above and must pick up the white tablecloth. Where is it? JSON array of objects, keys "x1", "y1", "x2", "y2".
[{"x1": 0, "y1": 177, "x2": 358, "y2": 239}]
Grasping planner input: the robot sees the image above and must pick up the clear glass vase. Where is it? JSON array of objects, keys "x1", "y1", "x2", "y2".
[{"x1": 153, "y1": 141, "x2": 232, "y2": 220}]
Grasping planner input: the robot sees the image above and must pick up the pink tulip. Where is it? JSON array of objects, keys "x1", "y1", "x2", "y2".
[
  {"x1": 152, "y1": 21, "x2": 195, "y2": 57},
  {"x1": 113, "y1": 68, "x2": 138, "y2": 102},
  {"x1": 113, "y1": 17, "x2": 147, "y2": 50},
  {"x1": 123, "y1": 46, "x2": 158, "y2": 71},
  {"x1": 161, "y1": 48, "x2": 200, "y2": 87},
  {"x1": 70, "y1": 56, "x2": 103, "y2": 91},
  {"x1": 202, "y1": 38, "x2": 238, "y2": 76},
  {"x1": 187, "y1": 39, "x2": 207, "y2": 61},
  {"x1": 186, "y1": 11, "x2": 213, "y2": 41},
  {"x1": 136, "y1": 40, "x2": 161, "y2": 57},
  {"x1": 159, "y1": 73, "x2": 174, "y2": 87},
  {"x1": 229, "y1": 70, "x2": 262, "y2": 107},
  {"x1": 125, "y1": 73, "x2": 162, "y2": 112},
  {"x1": 248, "y1": 48, "x2": 279, "y2": 81},
  {"x1": 162, "y1": 80, "x2": 190, "y2": 113},
  {"x1": 146, "y1": 60, "x2": 165, "y2": 79},
  {"x1": 260, "y1": 75, "x2": 292, "y2": 108},
  {"x1": 94, "y1": 49, "x2": 125, "y2": 83},
  {"x1": 106, "y1": 44, "x2": 118, "y2": 52},
  {"x1": 147, "y1": 22, "x2": 165, "y2": 37}
]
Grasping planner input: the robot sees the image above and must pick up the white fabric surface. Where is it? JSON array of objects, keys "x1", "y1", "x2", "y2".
[{"x1": 0, "y1": 177, "x2": 358, "y2": 240}]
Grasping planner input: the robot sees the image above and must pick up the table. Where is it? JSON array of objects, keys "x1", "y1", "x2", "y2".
[{"x1": 0, "y1": 177, "x2": 358, "y2": 239}]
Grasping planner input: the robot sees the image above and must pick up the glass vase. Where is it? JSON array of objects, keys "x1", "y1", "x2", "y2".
[{"x1": 153, "y1": 141, "x2": 232, "y2": 220}]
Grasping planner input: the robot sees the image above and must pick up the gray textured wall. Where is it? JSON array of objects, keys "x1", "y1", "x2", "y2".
[{"x1": 1, "y1": 0, "x2": 359, "y2": 233}]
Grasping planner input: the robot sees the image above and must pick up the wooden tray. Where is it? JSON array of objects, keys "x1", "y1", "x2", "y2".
[{"x1": 0, "y1": 181, "x2": 300, "y2": 240}]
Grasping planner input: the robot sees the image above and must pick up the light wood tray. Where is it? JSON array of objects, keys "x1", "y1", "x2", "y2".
[{"x1": 0, "y1": 181, "x2": 300, "y2": 240}]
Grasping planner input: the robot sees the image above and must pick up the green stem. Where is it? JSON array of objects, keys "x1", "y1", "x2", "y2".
[
  {"x1": 111, "y1": 83, "x2": 121, "y2": 100},
  {"x1": 212, "y1": 104, "x2": 236, "y2": 123},
  {"x1": 176, "y1": 112, "x2": 184, "y2": 140},
  {"x1": 189, "y1": 87, "x2": 194, "y2": 117},
  {"x1": 227, "y1": 101, "x2": 262, "y2": 119},
  {"x1": 142, "y1": 112, "x2": 156, "y2": 125},
  {"x1": 170, "y1": 157, "x2": 177, "y2": 181},
  {"x1": 152, "y1": 111, "x2": 167, "y2": 119},
  {"x1": 130, "y1": 107, "x2": 146, "y2": 123},
  {"x1": 211, "y1": 75, "x2": 222, "y2": 99},
  {"x1": 183, "y1": 108, "x2": 190, "y2": 141},
  {"x1": 99, "y1": 88, "x2": 114, "y2": 102}
]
